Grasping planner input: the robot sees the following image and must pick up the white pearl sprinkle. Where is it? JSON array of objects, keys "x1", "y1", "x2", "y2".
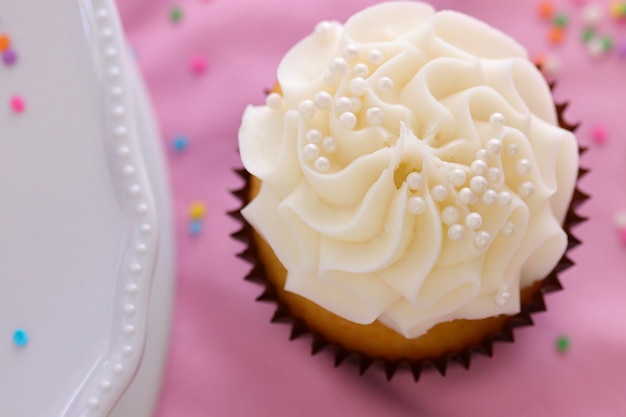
[
  {"x1": 486, "y1": 138, "x2": 502, "y2": 154},
  {"x1": 117, "y1": 145, "x2": 131, "y2": 157},
  {"x1": 126, "y1": 283, "x2": 138, "y2": 295},
  {"x1": 469, "y1": 176, "x2": 488, "y2": 194},
  {"x1": 366, "y1": 107, "x2": 384, "y2": 125},
  {"x1": 113, "y1": 364, "x2": 124, "y2": 375},
  {"x1": 129, "y1": 184, "x2": 141, "y2": 196},
  {"x1": 516, "y1": 158, "x2": 531, "y2": 175},
  {"x1": 99, "y1": 380, "x2": 112, "y2": 393},
  {"x1": 329, "y1": 57, "x2": 349, "y2": 76},
  {"x1": 114, "y1": 126, "x2": 128, "y2": 138},
  {"x1": 449, "y1": 169, "x2": 467, "y2": 187},
  {"x1": 137, "y1": 204, "x2": 149, "y2": 215},
  {"x1": 367, "y1": 49, "x2": 383, "y2": 65},
  {"x1": 314, "y1": 91, "x2": 333, "y2": 110},
  {"x1": 108, "y1": 66, "x2": 121, "y2": 78},
  {"x1": 111, "y1": 85, "x2": 124, "y2": 97},
  {"x1": 101, "y1": 27, "x2": 113, "y2": 38},
  {"x1": 112, "y1": 106, "x2": 125, "y2": 118},
  {"x1": 489, "y1": 112, "x2": 506, "y2": 128},
  {"x1": 298, "y1": 100, "x2": 316, "y2": 118},
  {"x1": 581, "y1": 3, "x2": 603, "y2": 27},
  {"x1": 482, "y1": 189, "x2": 498, "y2": 206},
  {"x1": 407, "y1": 196, "x2": 426, "y2": 215},
  {"x1": 470, "y1": 159, "x2": 488, "y2": 176},
  {"x1": 431, "y1": 184, "x2": 448, "y2": 202},
  {"x1": 353, "y1": 63, "x2": 370, "y2": 78},
  {"x1": 349, "y1": 77, "x2": 367, "y2": 96},
  {"x1": 474, "y1": 231, "x2": 492, "y2": 250},
  {"x1": 322, "y1": 136, "x2": 338, "y2": 153},
  {"x1": 376, "y1": 77, "x2": 394, "y2": 92},
  {"x1": 122, "y1": 345, "x2": 134, "y2": 356},
  {"x1": 442, "y1": 206, "x2": 461, "y2": 225},
  {"x1": 124, "y1": 325, "x2": 136, "y2": 336},
  {"x1": 303, "y1": 143, "x2": 320, "y2": 160},
  {"x1": 105, "y1": 47, "x2": 118, "y2": 58},
  {"x1": 266, "y1": 93, "x2": 284, "y2": 110},
  {"x1": 88, "y1": 398, "x2": 100, "y2": 411},
  {"x1": 135, "y1": 243, "x2": 147, "y2": 255},
  {"x1": 614, "y1": 210, "x2": 626, "y2": 228},
  {"x1": 406, "y1": 172, "x2": 424, "y2": 191},
  {"x1": 519, "y1": 181, "x2": 535, "y2": 198},
  {"x1": 495, "y1": 291, "x2": 511, "y2": 306},
  {"x1": 506, "y1": 143, "x2": 519, "y2": 156},
  {"x1": 140, "y1": 223, "x2": 152, "y2": 235},
  {"x1": 498, "y1": 191, "x2": 513, "y2": 206},
  {"x1": 96, "y1": 8, "x2": 109, "y2": 19},
  {"x1": 448, "y1": 224, "x2": 466, "y2": 241},
  {"x1": 466, "y1": 212, "x2": 483, "y2": 230},
  {"x1": 129, "y1": 263, "x2": 142, "y2": 275},
  {"x1": 334, "y1": 96, "x2": 352, "y2": 113},
  {"x1": 124, "y1": 304, "x2": 136, "y2": 316},
  {"x1": 339, "y1": 112, "x2": 357, "y2": 129},
  {"x1": 315, "y1": 156, "x2": 330, "y2": 172},
  {"x1": 475, "y1": 149, "x2": 489, "y2": 162},
  {"x1": 343, "y1": 43, "x2": 359, "y2": 61},
  {"x1": 459, "y1": 188, "x2": 477, "y2": 205},
  {"x1": 306, "y1": 129, "x2": 322, "y2": 144},
  {"x1": 488, "y1": 167, "x2": 502, "y2": 184},
  {"x1": 314, "y1": 21, "x2": 335, "y2": 42},
  {"x1": 123, "y1": 165, "x2": 136, "y2": 177},
  {"x1": 502, "y1": 221, "x2": 516, "y2": 236}
]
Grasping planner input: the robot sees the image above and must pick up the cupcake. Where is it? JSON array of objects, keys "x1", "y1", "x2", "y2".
[{"x1": 235, "y1": 1, "x2": 584, "y2": 379}]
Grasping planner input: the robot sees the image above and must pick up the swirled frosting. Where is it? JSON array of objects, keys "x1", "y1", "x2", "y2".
[{"x1": 239, "y1": 1, "x2": 578, "y2": 338}]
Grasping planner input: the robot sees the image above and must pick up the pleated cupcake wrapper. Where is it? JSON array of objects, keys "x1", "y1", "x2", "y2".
[{"x1": 229, "y1": 98, "x2": 589, "y2": 381}]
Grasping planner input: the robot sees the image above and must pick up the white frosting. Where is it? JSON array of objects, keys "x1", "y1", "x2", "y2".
[
  {"x1": 240, "y1": 2, "x2": 578, "y2": 338},
  {"x1": 0, "y1": 1, "x2": 173, "y2": 416}
]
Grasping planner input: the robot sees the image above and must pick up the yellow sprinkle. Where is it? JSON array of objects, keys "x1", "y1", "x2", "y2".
[
  {"x1": 609, "y1": 1, "x2": 626, "y2": 18},
  {"x1": 189, "y1": 202, "x2": 207, "y2": 220}
]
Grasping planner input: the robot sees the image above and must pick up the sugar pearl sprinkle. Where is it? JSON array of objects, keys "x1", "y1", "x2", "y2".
[
  {"x1": 408, "y1": 197, "x2": 426, "y2": 215},
  {"x1": 406, "y1": 172, "x2": 424, "y2": 191}
]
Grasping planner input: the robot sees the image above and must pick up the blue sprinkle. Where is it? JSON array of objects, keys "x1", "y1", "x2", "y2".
[
  {"x1": 188, "y1": 219, "x2": 203, "y2": 236},
  {"x1": 171, "y1": 135, "x2": 189, "y2": 153},
  {"x1": 13, "y1": 329, "x2": 29, "y2": 347}
]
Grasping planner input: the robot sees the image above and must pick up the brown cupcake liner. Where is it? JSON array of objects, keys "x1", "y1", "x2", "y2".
[{"x1": 229, "y1": 98, "x2": 589, "y2": 381}]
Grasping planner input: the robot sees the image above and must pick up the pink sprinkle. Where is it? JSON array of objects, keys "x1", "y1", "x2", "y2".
[
  {"x1": 10, "y1": 95, "x2": 25, "y2": 113},
  {"x1": 591, "y1": 124, "x2": 608, "y2": 144},
  {"x1": 619, "y1": 227, "x2": 626, "y2": 245},
  {"x1": 190, "y1": 55, "x2": 209, "y2": 75}
]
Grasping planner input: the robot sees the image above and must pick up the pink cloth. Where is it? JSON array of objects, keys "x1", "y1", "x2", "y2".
[{"x1": 116, "y1": 0, "x2": 626, "y2": 415}]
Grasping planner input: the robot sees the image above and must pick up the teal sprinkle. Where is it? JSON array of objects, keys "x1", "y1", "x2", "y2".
[{"x1": 13, "y1": 329, "x2": 29, "y2": 347}]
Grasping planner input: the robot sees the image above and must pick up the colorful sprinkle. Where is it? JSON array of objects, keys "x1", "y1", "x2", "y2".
[
  {"x1": 10, "y1": 95, "x2": 25, "y2": 113},
  {"x1": 0, "y1": 34, "x2": 10, "y2": 52},
  {"x1": 190, "y1": 55, "x2": 209, "y2": 75},
  {"x1": 581, "y1": 28, "x2": 595, "y2": 43},
  {"x1": 171, "y1": 135, "x2": 189, "y2": 153},
  {"x1": 188, "y1": 201, "x2": 207, "y2": 220},
  {"x1": 548, "y1": 27, "x2": 566, "y2": 44},
  {"x1": 555, "y1": 335, "x2": 570, "y2": 353},
  {"x1": 13, "y1": 329, "x2": 29, "y2": 347},
  {"x1": 552, "y1": 12, "x2": 570, "y2": 28},
  {"x1": 188, "y1": 219, "x2": 203, "y2": 236},
  {"x1": 590, "y1": 124, "x2": 608, "y2": 144},
  {"x1": 169, "y1": 6, "x2": 183, "y2": 23},
  {"x1": 2, "y1": 48, "x2": 17, "y2": 66},
  {"x1": 538, "y1": 1, "x2": 555, "y2": 20},
  {"x1": 609, "y1": 1, "x2": 626, "y2": 19}
]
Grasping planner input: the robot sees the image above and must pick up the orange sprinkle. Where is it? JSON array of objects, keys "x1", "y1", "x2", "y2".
[
  {"x1": 548, "y1": 27, "x2": 565, "y2": 44},
  {"x1": 537, "y1": 1, "x2": 555, "y2": 20},
  {"x1": 0, "y1": 34, "x2": 11, "y2": 52}
]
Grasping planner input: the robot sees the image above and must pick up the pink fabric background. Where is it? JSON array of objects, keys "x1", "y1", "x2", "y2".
[{"x1": 115, "y1": 0, "x2": 626, "y2": 415}]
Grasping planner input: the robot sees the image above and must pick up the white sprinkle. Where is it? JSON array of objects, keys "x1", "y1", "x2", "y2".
[
  {"x1": 366, "y1": 107, "x2": 384, "y2": 125},
  {"x1": 266, "y1": 93, "x2": 284, "y2": 110},
  {"x1": 123, "y1": 165, "x2": 136, "y2": 177},
  {"x1": 469, "y1": 176, "x2": 488, "y2": 194},
  {"x1": 376, "y1": 77, "x2": 394, "y2": 92},
  {"x1": 581, "y1": 3, "x2": 603, "y2": 28},
  {"x1": 113, "y1": 364, "x2": 124, "y2": 375},
  {"x1": 99, "y1": 380, "x2": 112, "y2": 392},
  {"x1": 489, "y1": 112, "x2": 505, "y2": 128},
  {"x1": 488, "y1": 167, "x2": 502, "y2": 184},
  {"x1": 124, "y1": 325, "x2": 136, "y2": 336},
  {"x1": 343, "y1": 43, "x2": 359, "y2": 61},
  {"x1": 298, "y1": 100, "x2": 316, "y2": 118},
  {"x1": 408, "y1": 196, "x2": 426, "y2": 215},
  {"x1": 406, "y1": 172, "x2": 424, "y2": 191},
  {"x1": 349, "y1": 77, "x2": 367, "y2": 96},
  {"x1": 498, "y1": 191, "x2": 513, "y2": 206},
  {"x1": 114, "y1": 126, "x2": 128, "y2": 138},
  {"x1": 322, "y1": 136, "x2": 338, "y2": 153},
  {"x1": 519, "y1": 181, "x2": 535, "y2": 198},
  {"x1": 502, "y1": 221, "x2": 516, "y2": 236},
  {"x1": 314, "y1": 21, "x2": 335, "y2": 42},
  {"x1": 442, "y1": 206, "x2": 460, "y2": 225},
  {"x1": 122, "y1": 345, "x2": 134, "y2": 356},
  {"x1": 117, "y1": 146, "x2": 131, "y2": 157},
  {"x1": 466, "y1": 212, "x2": 483, "y2": 230},
  {"x1": 126, "y1": 283, "x2": 138, "y2": 295},
  {"x1": 482, "y1": 189, "x2": 498, "y2": 206},
  {"x1": 314, "y1": 91, "x2": 333, "y2": 109},
  {"x1": 475, "y1": 149, "x2": 489, "y2": 162},
  {"x1": 303, "y1": 143, "x2": 320, "y2": 160},
  {"x1": 471, "y1": 159, "x2": 488, "y2": 176},
  {"x1": 339, "y1": 112, "x2": 357, "y2": 129},
  {"x1": 306, "y1": 129, "x2": 322, "y2": 144},
  {"x1": 448, "y1": 224, "x2": 466, "y2": 241},
  {"x1": 367, "y1": 49, "x2": 383, "y2": 65},
  {"x1": 506, "y1": 143, "x2": 519, "y2": 156},
  {"x1": 449, "y1": 169, "x2": 467, "y2": 187},
  {"x1": 516, "y1": 158, "x2": 531, "y2": 175},
  {"x1": 353, "y1": 63, "x2": 370, "y2": 78},
  {"x1": 334, "y1": 96, "x2": 352, "y2": 113},
  {"x1": 474, "y1": 231, "x2": 492, "y2": 250},
  {"x1": 315, "y1": 156, "x2": 330, "y2": 172},
  {"x1": 329, "y1": 57, "x2": 349, "y2": 76},
  {"x1": 614, "y1": 210, "x2": 626, "y2": 228},
  {"x1": 88, "y1": 398, "x2": 100, "y2": 411},
  {"x1": 486, "y1": 138, "x2": 502, "y2": 154},
  {"x1": 495, "y1": 291, "x2": 510, "y2": 306},
  {"x1": 459, "y1": 188, "x2": 477, "y2": 205},
  {"x1": 431, "y1": 184, "x2": 448, "y2": 202}
]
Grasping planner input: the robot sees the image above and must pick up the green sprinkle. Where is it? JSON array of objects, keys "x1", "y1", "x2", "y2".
[
  {"x1": 170, "y1": 6, "x2": 183, "y2": 23},
  {"x1": 555, "y1": 335, "x2": 570, "y2": 353},
  {"x1": 552, "y1": 13, "x2": 569, "y2": 28},
  {"x1": 581, "y1": 28, "x2": 595, "y2": 43},
  {"x1": 602, "y1": 36, "x2": 615, "y2": 52}
]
